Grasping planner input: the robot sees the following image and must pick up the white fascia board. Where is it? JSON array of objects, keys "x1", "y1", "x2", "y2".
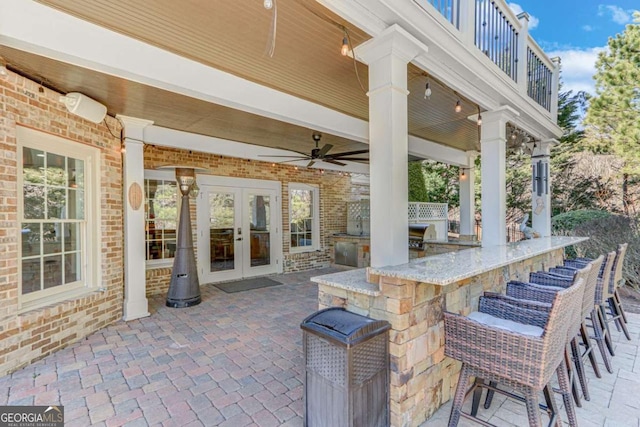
[
  {"x1": 143, "y1": 125, "x2": 370, "y2": 174},
  {"x1": 408, "y1": 136, "x2": 470, "y2": 166},
  {"x1": 319, "y1": 0, "x2": 562, "y2": 140},
  {"x1": 0, "y1": 0, "x2": 369, "y2": 143}
]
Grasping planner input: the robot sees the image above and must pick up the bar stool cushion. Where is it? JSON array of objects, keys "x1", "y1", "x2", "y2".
[{"x1": 467, "y1": 311, "x2": 544, "y2": 337}]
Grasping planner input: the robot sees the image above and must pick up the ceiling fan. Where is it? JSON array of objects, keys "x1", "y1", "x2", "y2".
[{"x1": 259, "y1": 132, "x2": 369, "y2": 167}]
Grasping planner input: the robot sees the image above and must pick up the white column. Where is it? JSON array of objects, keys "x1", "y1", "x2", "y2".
[
  {"x1": 531, "y1": 139, "x2": 555, "y2": 237},
  {"x1": 480, "y1": 107, "x2": 519, "y2": 247},
  {"x1": 459, "y1": 151, "x2": 478, "y2": 239},
  {"x1": 118, "y1": 115, "x2": 154, "y2": 321},
  {"x1": 550, "y1": 57, "x2": 561, "y2": 122},
  {"x1": 457, "y1": 0, "x2": 477, "y2": 45},
  {"x1": 355, "y1": 25, "x2": 427, "y2": 267},
  {"x1": 516, "y1": 13, "x2": 530, "y2": 91}
]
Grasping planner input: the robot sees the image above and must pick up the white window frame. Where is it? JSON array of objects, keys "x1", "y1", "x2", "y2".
[
  {"x1": 288, "y1": 183, "x2": 320, "y2": 253},
  {"x1": 144, "y1": 170, "x2": 180, "y2": 269},
  {"x1": 17, "y1": 126, "x2": 102, "y2": 312}
]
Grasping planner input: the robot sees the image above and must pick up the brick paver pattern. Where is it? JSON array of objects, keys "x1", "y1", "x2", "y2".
[{"x1": 0, "y1": 267, "x2": 639, "y2": 426}]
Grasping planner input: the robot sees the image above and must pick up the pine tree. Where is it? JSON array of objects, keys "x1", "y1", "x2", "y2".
[{"x1": 585, "y1": 12, "x2": 640, "y2": 214}]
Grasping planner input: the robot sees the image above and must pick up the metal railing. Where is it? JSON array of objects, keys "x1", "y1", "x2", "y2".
[
  {"x1": 474, "y1": 0, "x2": 519, "y2": 82},
  {"x1": 417, "y1": 0, "x2": 556, "y2": 112},
  {"x1": 526, "y1": 41, "x2": 554, "y2": 112}
]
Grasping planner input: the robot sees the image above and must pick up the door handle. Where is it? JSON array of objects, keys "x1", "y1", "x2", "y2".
[{"x1": 236, "y1": 238, "x2": 243, "y2": 241}]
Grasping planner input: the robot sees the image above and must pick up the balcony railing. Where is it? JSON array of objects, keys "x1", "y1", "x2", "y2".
[
  {"x1": 426, "y1": 0, "x2": 459, "y2": 26},
  {"x1": 417, "y1": 0, "x2": 558, "y2": 114},
  {"x1": 474, "y1": 0, "x2": 519, "y2": 82}
]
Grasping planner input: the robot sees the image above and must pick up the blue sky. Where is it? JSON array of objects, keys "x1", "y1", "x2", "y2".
[{"x1": 508, "y1": 1, "x2": 638, "y2": 95}]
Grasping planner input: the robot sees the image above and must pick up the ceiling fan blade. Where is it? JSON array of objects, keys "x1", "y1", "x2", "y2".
[
  {"x1": 317, "y1": 144, "x2": 333, "y2": 157},
  {"x1": 307, "y1": 160, "x2": 316, "y2": 168},
  {"x1": 325, "y1": 159, "x2": 346, "y2": 166},
  {"x1": 257, "y1": 155, "x2": 311, "y2": 158},
  {"x1": 331, "y1": 157, "x2": 369, "y2": 161},
  {"x1": 328, "y1": 149, "x2": 369, "y2": 157},
  {"x1": 278, "y1": 158, "x2": 310, "y2": 164}
]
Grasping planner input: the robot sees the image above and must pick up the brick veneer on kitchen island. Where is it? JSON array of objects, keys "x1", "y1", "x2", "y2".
[{"x1": 311, "y1": 236, "x2": 588, "y2": 427}]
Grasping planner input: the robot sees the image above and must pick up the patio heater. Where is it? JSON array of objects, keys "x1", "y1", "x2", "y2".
[{"x1": 158, "y1": 165, "x2": 206, "y2": 308}]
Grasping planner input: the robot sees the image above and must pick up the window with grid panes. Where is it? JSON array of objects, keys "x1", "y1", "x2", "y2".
[
  {"x1": 18, "y1": 126, "x2": 100, "y2": 308},
  {"x1": 144, "y1": 171, "x2": 178, "y2": 263},
  {"x1": 289, "y1": 183, "x2": 319, "y2": 252}
]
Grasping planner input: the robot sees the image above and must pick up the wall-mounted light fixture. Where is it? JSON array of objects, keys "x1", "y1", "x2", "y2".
[{"x1": 532, "y1": 159, "x2": 549, "y2": 196}]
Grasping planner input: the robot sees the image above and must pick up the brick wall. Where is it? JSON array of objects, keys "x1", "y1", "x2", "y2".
[
  {"x1": 144, "y1": 146, "x2": 354, "y2": 295},
  {"x1": 0, "y1": 71, "x2": 123, "y2": 376}
]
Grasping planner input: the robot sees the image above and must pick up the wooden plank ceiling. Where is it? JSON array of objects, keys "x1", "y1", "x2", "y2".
[{"x1": 5, "y1": 0, "x2": 481, "y2": 154}]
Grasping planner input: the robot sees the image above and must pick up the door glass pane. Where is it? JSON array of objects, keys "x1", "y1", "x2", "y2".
[
  {"x1": 249, "y1": 194, "x2": 271, "y2": 267},
  {"x1": 209, "y1": 192, "x2": 235, "y2": 272}
]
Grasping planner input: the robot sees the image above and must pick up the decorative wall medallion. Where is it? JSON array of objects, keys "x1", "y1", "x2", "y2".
[{"x1": 128, "y1": 182, "x2": 143, "y2": 210}]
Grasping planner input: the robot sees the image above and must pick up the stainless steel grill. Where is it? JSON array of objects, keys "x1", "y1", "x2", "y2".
[{"x1": 408, "y1": 223, "x2": 437, "y2": 250}]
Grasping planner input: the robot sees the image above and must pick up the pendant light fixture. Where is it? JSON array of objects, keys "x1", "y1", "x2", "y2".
[
  {"x1": 341, "y1": 35, "x2": 349, "y2": 56},
  {"x1": 424, "y1": 81, "x2": 432, "y2": 99},
  {"x1": 455, "y1": 100, "x2": 462, "y2": 113}
]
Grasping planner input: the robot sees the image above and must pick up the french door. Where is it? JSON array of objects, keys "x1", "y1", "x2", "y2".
[{"x1": 197, "y1": 180, "x2": 281, "y2": 283}]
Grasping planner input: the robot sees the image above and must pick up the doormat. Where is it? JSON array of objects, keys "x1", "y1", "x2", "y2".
[{"x1": 213, "y1": 277, "x2": 283, "y2": 293}]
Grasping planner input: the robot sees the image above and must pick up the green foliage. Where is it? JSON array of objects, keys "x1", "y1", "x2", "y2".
[
  {"x1": 584, "y1": 12, "x2": 640, "y2": 175},
  {"x1": 551, "y1": 209, "x2": 611, "y2": 232},
  {"x1": 571, "y1": 215, "x2": 640, "y2": 289},
  {"x1": 408, "y1": 160, "x2": 460, "y2": 206},
  {"x1": 505, "y1": 152, "x2": 531, "y2": 221}
]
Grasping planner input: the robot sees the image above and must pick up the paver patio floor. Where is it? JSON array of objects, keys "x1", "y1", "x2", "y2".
[{"x1": 0, "y1": 267, "x2": 639, "y2": 426}]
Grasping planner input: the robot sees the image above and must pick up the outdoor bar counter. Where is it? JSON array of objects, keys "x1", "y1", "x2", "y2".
[{"x1": 311, "y1": 236, "x2": 587, "y2": 427}]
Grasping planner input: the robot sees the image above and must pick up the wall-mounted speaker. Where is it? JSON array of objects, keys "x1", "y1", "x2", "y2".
[{"x1": 59, "y1": 92, "x2": 107, "y2": 124}]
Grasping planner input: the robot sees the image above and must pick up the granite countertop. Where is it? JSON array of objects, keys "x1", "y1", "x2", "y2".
[
  {"x1": 311, "y1": 268, "x2": 380, "y2": 296},
  {"x1": 312, "y1": 236, "x2": 587, "y2": 293}
]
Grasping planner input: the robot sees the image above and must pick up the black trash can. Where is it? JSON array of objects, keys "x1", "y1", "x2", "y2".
[{"x1": 301, "y1": 307, "x2": 391, "y2": 427}]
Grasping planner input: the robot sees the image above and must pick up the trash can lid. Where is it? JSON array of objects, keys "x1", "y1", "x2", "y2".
[{"x1": 301, "y1": 307, "x2": 391, "y2": 346}]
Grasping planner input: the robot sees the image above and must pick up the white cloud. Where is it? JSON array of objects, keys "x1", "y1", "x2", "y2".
[
  {"x1": 598, "y1": 5, "x2": 634, "y2": 24},
  {"x1": 582, "y1": 25, "x2": 594, "y2": 32},
  {"x1": 508, "y1": 3, "x2": 539, "y2": 29},
  {"x1": 546, "y1": 46, "x2": 606, "y2": 95}
]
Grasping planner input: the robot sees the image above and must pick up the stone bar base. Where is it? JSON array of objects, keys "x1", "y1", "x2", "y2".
[{"x1": 316, "y1": 248, "x2": 565, "y2": 426}]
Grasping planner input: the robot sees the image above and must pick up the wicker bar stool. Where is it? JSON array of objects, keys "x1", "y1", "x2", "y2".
[
  {"x1": 574, "y1": 243, "x2": 631, "y2": 340},
  {"x1": 511, "y1": 259, "x2": 602, "y2": 403},
  {"x1": 608, "y1": 243, "x2": 631, "y2": 340},
  {"x1": 479, "y1": 265, "x2": 591, "y2": 420},
  {"x1": 444, "y1": 277, "x2": 586, "y2": 427},
  {"x1": 556, "y1": 251, "x2": 617, "y2": 362}
]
